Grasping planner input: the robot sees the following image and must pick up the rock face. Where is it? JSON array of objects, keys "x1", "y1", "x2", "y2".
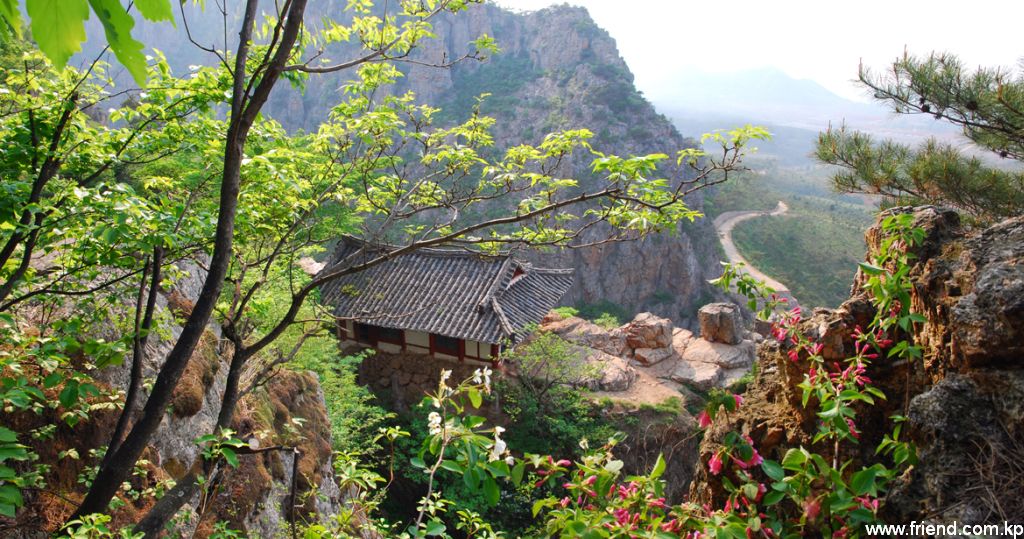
[
  {"x1": 541, "y1": 314, "x2": 629, "y2": 357},
  {"x1": 690, "y1": 207, "x2": 1024, "y2": 524},
  {"x1": 698, "y1": 303, "x2": 745, "y2": 344}
]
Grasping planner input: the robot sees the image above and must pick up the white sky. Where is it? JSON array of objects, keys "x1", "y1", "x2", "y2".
[{"x1": 495, "y1": 0, "x2": 1024, "y2": 102}]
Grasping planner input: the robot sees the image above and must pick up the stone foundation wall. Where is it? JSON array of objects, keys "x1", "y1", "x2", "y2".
[{"x1": 355, "y1": 347, "x2": 490, "y2": 411}]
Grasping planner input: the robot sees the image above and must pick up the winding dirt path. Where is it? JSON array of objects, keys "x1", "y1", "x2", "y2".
[{"x1": 712, "y1": 201, "x2": 795, "y2": 298}]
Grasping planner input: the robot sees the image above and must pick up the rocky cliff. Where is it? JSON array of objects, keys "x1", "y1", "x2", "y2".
[
  {"x1": 6, "y1": 261, "x2": 342, "y2": 538},
  {"x1": 689, "y1": 206, "x2": 1024, "y2": 523}
]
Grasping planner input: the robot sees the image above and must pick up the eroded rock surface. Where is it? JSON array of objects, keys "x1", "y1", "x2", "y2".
[{"x1": 690, "y1": 207, "x2": 1024, "y2": 524}]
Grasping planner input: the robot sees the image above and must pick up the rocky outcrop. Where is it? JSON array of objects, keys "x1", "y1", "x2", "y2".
[
  {"x1": 541, "y1": 314, "x2": 628, "y2": 357},
  {"x1": 539, "y1": 309, "x2": 757, "y2": 393},
  {"x1": 690, "y1": 207, "x2": 1024, "y2": 523},
  {"x1": 698, "y1": 303, "x2": 745, "y2": 345}
]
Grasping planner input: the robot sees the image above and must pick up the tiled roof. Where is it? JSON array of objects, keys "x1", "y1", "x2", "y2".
[{"x1": 318, "y1": 236, "x2": 574, "y2": 344}]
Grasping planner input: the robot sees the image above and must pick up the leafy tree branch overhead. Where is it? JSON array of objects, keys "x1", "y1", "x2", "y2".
[
  {"x1": 0, "y1": 0, "x2": 175, "y2": 84},
  {"x1": 815, "y1": 52, "x2": 1024, "y2": 223}
]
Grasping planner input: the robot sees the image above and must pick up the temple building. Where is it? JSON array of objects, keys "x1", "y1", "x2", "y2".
[{"x1": 318, "y1": 236, "x2": 574, "y2": 365}]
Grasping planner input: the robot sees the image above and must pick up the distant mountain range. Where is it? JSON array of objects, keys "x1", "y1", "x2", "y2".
[{"x1": 647, "y1": 67, "x2": 961, "y2": 164}]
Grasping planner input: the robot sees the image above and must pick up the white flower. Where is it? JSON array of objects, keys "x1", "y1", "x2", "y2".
[
  {"x1": 428, "y1": 412, "x2": 443, "y2": 436},
  {"x1": 505, "y1": 455, "x2": 515, "y2": 466},
  {"x1": 489, "y1": 426, "x2": 508, "y2": 462},
  {"x1": 474, "y1": 367, "x2": 493, "y2": 393},
  {"x1": 440, "y1": 369, "x2": 452, "y2": 383}
]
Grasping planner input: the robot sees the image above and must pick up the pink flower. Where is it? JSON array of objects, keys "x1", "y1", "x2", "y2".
[
  {"x1": 787, "y1": 349, "x2": 800, "y2": 362},
  {"x1": 803, "y1": 498, "x2": 821, "y2": 520},
  {"x1": 555, "y1": 459, "x2": 571, "y2": 467},
  {"x1": 708, "y1": 452, "x2": 723, "y2": 475},
  {"x1": 647, "y1": 496, "x2": 667, "y2": 509},
  {"x1": 855, "y1": 496, "x2": 879, "y2": 512},
  {"x1": 846, "y1": 418, "x2": 860, "y2": 440},
  {"x1": 559, "y1": 496, "x2": 571, "y2": 508},
  {"x1": 733, "y1": 394, "x2": 744, "y2": 408},
  {"x1": 697, "y1": 410, "x2": 712, "y2": 428}
]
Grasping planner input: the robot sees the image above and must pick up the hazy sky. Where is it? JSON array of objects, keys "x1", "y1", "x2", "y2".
[{"x1": 495, "y1": 0, "x2": 1023, "y2": 102}]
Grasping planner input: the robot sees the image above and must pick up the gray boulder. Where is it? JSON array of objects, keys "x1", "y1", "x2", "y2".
[{"x1": 698, "y1": 303, "x2": 745, "y2": 344}]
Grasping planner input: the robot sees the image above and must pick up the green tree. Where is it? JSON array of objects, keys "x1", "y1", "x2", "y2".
[{"x1": 815, "y1": 52, "x2": 1024, "y2": 223}]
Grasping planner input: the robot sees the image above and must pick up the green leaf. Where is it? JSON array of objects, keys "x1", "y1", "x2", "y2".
[
  {"x1": 850, "y1": 466, "x2": 879, "y2": 496},
  {"x1": 762, "y1": 490, "x2": 785, "y2": 505},
  {"x1": 0, "y1": 428, "x2": 17, "y2": 444},
  {"x1": 26, "y1": 0, "x2": 90, "y2": 69},
  {"x1": 0, "y1": 0, "x2": 22, "y2": 38},
  {"x1": 761, "y1": 459, "x2": 785, "y2": 481},
  {"x1": 532, "y1": 499, "x2": 548, "y2": 517},
  {"x1": 781, "y1": 448, "x2": 807, "y2": 470},
  {"x1": 87, "y1": 0, "x2": 149, "y2": 85},
  {"x1": 858, "y1": 262, "x2": 885, "y2": 275},
  {"x1": 409, "y1": 457, "x2": 426, "y2": 469},
  {"x1": 220, "y1": 447, "x2": 239, "y2": 468},
  {"x1": 134, "y1": 0, "x2": 173, "y2": 22},
  {"x1": 0, "y1": 501, "x2": 14, "y2": 518},
  {"x1": 0, "y1": 485, "x2": 23, "y2": 507},
  {"x1": 424, "y1": 519, "x2": 445, "y2": 536},
  {"x1": 510, "y1": 462, "x2": 525, "y2": 486},
  {"x1": 483, "y1": 476, "x2": 500, "y2": 506},
  {"x1": 439, "y1": 460, "x2": 463, "y2": 474},
  {"x1": 650, "y1": 454, "x2": 666, "y2": 479},
  {"x1": 467, "y1": 387, "x2": 482, "y2": 408},
  {"x1": 43, "y1": 372, "x2": 63, "y2": 389},
  {"x1": 59, "y1": 380, "x2": 79, "y2": 409}
]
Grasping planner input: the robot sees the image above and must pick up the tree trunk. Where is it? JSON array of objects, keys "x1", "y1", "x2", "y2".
[
  {"x1": 72, "y1": 0, "x2": 310, "y2": 524},
  {"x1": 69, "y1": 0, "x2": 269, "y2": 520}
]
